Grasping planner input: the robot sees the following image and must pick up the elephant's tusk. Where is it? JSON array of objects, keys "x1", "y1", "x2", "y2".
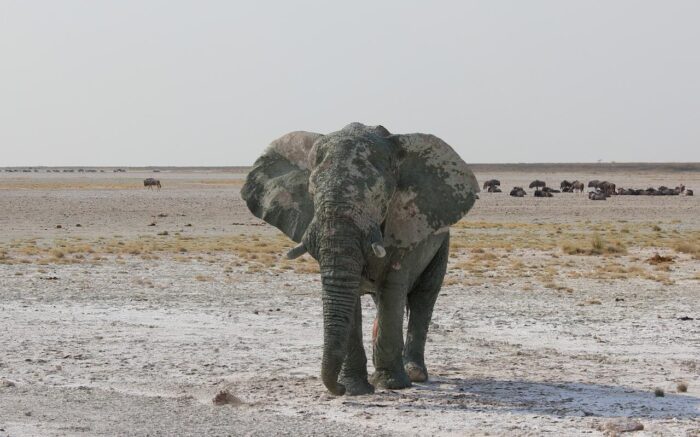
[
  {"x1": 371, "y1": 243, "x2": 386, "y2": 258},
  {"x1": 286, "y1": 243, "x2": 307, "y2": 259}
]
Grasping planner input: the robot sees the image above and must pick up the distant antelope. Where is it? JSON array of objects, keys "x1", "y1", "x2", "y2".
[
  {"x1": 509, "y1": 186, "x2": 527, "y2": 197},
  {"x1": 571, "y1": 180, "x2": 585, "y2": 193},
  {"x1": 589, "y1": 191, "x2": 607, "y2": 200},
  {"x1": 482, "y1": 179, "x2": 501, "y2": 190},
  {"x1": 529, "y1": 180, "x2": 547, "y2": 191},
  {"x1": 143, "y1": 178, "x2": 161, "y2": 190}
]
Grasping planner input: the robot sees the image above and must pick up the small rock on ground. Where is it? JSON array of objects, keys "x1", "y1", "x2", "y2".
[{"x1": 212, "y1": 389, "x2": 243, "y2": 407}]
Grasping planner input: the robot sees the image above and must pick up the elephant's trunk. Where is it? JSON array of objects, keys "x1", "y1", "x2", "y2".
[{"x1": 318, "y1": 215, "x2": 364, "y2": 396}]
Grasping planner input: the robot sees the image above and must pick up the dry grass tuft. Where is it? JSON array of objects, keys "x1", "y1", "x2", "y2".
[
  {"x1": 293, "y1": 257, "x2": 320, "y2": 274},
  {"x1": 442, "y1": 277, "x2": 461, "y2": 286},
  {"x1": 0, "y1": 233, "x2": 296, "y2": 269},
  {"x1": 647, "y1": 253, "x2": 674, "y2": 265},
  {"x1": 578, "y1": 299, "x2": 602, "y2": 306},
  {"x1": 544, "y1": 281, "x2": 573, "y2": 292},
  {"x1": 673, "y1": 241, "x2": 699, "y2": 259},
  {"x1": 562, "y1": 234, "x2": 627, "y2": 256},
  {"x1": 1, "y1": 220, "x2": 696, "y2": 289},
  {"x1": 640, "y1": 271, "x2": 675, "y2": 285}
]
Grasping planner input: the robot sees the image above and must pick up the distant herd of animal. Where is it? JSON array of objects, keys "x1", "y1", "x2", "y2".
[
  {"x1": 2, "y1": 169, "x2": 694, "y2": 200},
  {"x1": 482, "y1": 179, "x2": 693, "y2": 200}
]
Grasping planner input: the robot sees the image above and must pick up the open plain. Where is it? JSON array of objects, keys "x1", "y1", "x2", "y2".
[{"x1": 0, "y1": 165, "x2": 699, "y2": 436}]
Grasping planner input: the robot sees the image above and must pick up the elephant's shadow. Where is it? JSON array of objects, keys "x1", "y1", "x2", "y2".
[{"x1": 387, "y1": 376, "x2": 700, "y2": 419}]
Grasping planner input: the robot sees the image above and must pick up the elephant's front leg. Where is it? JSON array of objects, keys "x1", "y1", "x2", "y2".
[
  {"x1": 339, "y1": 295, "x2": 374, "y2": 395},
  {"x1": 370, "y1": 280, "x2": 411, "y2": 390}
]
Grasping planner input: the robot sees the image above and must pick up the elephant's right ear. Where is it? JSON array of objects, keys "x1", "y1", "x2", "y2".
[
  {"x1": 241, "y1": 131, "x2": 323, "y2": 242},
  {"x1": 383, "y1": 133, "x2": 479, "y2": 250}
]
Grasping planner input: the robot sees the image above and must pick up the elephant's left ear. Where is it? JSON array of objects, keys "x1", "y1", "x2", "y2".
[
  {"x1": 384, "y1": 133, "x2": 479, "y2": 249},
  {"x1": 241, "y1": 131, "x2": 323, "y2": 242}
]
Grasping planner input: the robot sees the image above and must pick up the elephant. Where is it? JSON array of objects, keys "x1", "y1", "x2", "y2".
[{"x1": 241, "y1": 123, "x2": 479, "y2": 396}]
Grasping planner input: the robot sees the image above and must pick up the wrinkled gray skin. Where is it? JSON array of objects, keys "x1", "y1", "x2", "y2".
[{"x1": 241, "y1": 123, "x2": 479, "y2": 396}]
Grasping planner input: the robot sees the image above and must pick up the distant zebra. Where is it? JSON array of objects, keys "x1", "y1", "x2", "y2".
[{"x1": 143, "y1": 178, "x2": 161, "y2": 190}]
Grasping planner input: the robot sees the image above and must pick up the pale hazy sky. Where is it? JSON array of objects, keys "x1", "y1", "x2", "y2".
[{"x1": 2, "y1": 1, "x2": 699, "y2": 166}]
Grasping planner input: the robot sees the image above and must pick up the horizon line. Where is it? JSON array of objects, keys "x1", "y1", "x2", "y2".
[{"x1": 3, "y1": 161, "x2": 700, "y2": 168}]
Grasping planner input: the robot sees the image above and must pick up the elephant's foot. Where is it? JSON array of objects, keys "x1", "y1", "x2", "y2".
[
  {"x1": 370, "y1": 368, "x2": 411, "y2": 390},
  {"x1": 339, "y1": 374, "x2": 375, "y2": 396},
  {"x1": 404, "y1": 361, "x2": 428, "y2": 382}
]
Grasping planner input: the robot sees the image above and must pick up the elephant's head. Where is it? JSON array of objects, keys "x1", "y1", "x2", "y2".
[{"x1": 241, "y1": 122, "x2": 478, "y2": 395}]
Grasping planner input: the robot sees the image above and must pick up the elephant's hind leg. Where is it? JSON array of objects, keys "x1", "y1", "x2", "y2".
[
  {"x1": 339, "y1": 295, "x2": 374, "y2": 395},
  {"x1": 404, "y1": 235, "x2": 449, "y2": 382}
]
